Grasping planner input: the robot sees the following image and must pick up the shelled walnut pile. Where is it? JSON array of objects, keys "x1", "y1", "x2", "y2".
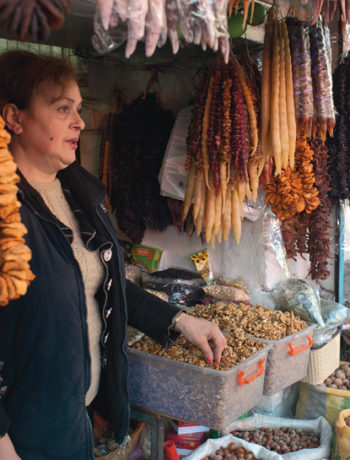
[
  {"x1": 190, "y1": 302, "x2": 308, "y2": 340},
  {"x1": 131, "y1": 332, "x2": 266, "y2": 371}
]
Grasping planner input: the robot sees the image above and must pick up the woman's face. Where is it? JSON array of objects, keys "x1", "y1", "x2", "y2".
[{"x1": 17, "y1": 80, "x2": 85, "y2": 176}]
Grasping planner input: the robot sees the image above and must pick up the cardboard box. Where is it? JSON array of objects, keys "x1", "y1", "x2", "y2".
[
  {"x1": 166, "y1": 431, "x2": 206, "y2": 458},
  {"x1": 170, "y1": 420, "x2": 210, "y2": 435}
]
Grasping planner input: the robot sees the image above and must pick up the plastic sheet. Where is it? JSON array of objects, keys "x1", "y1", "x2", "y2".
[{"x1": 92, "y1": 0, "x2": 230, "y2": 61}]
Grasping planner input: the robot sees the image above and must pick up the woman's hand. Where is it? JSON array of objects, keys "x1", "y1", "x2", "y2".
[
  {"x1": 0, "y1": 433, "x2": 21, "y2": 459},
  {"x1": 173, "y1": 313, "x2": 227, "y2": 363}
]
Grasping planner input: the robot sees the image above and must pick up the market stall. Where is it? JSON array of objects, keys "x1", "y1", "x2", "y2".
[{"x1": 1, "y1": 0, "x2": 350, "y2": 459}]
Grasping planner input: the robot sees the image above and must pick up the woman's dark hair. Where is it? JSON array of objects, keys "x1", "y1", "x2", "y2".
[{"x1": 0, "y1": 50, "x2": 78, "y2": 111}]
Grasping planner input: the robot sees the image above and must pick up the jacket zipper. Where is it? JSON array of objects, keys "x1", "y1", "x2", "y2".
[{"x1": 86, "y1": 408, "x2": 95, "y2": 460}]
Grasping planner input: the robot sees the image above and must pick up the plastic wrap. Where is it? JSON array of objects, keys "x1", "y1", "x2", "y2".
[
  {"x1": 262, "y1": 207, "x2": 290, "y2": 280},
  {"x1": 309, "y1": 19, "x2": 336, "y2": 139},
  {"x1": 286, "y1": 18, "x2": 313, "y2": 137},
  {"x1": 92, "y1": 0, "x2": 230, "y2": 61}
]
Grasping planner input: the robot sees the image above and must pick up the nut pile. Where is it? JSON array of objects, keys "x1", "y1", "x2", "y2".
[
  {"x1": 201, "y1": 442, "x2": 258, "y2": 460},
  {"x1": 231, "y1": 428, "x2": 320, "y2": 454},
  {"x1": 319, "y1": 363, "x2": 350, "y2": 390},
  {"x1": 131, "y1": 332, "x2": 265, "y2": 371},
  {"x1": 190, "y1": 302, "x2": 308, "y2": 340}
]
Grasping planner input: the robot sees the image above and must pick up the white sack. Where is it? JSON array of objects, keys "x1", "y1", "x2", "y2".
[
  {"x1": 221, "y1": 414, "x2": 332, "y2": 460},
  {"x1": 183, "y1": 433, "x2": 281, "y2": 460}
]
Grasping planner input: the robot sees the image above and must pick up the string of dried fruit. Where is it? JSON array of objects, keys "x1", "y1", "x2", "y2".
[
  {"x1": 307, "y1": 137, "x2": 331, "y2": 280},
  {"x1": 286, "y1": 18, "x2": 313, "y2": 138},
  {"x1": 261, "y1": 9, "x2": 296, "y2": 175},
  {"x1": 220, "y1": 71, "x2": 232, "y2": 206},
  {"x1": 207, "y1": 64, "x2": 223, "y2": 196},
  {"x1": 281, "y1": 138, "x2": 331, "y2": 280},
  {"x1": 183, "y1": 54, "x2": 262, "y2": 247},
  {"x1": 309, "y1": 19, "x2": 335, "y2": 140},
  {"x1": 185, "y1": 69, "x2": 211, "y2": 172},
  {"x1": 327, "y1": 58, "x2": 349, "y2": 202},
  {"x1": 265, "y1": 138, "x2": 320, "y2": 220},
  {"x1": 0, "y1": 0, "x2": 71, "y2": 42},
  {"x1": 0, "y1": 117, "x2": 35, "y2": 306},
  {"x1": 109, "y1": 93, "x2": 173, "y2": 243}
]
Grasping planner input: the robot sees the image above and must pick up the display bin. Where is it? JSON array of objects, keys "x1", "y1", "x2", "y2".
[
  {"x1": 248, "y1": 324, "x2": 316, "y2": 395},
  {"x1": 301, "y1": 329, "x2": 340, "y2": 385},
  {"x1": 127, "y1": 344, "x2": 271, "y2": 430}
]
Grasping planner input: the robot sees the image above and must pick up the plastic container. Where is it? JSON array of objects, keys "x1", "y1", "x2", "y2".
[
  {"x1": 127, "y1": 345, "x2": 271, "y2": 430},
  {"x1": 302, "y1": 329, "x2": 340, "y2": 385},
  {"x1": 249, "y1": 324, "x2": 316, "y2": 395}
]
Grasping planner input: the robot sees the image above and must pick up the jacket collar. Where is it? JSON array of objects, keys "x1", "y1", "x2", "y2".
[{"x1": 18, "y1": 162, "x2": 107, "y2": 249}]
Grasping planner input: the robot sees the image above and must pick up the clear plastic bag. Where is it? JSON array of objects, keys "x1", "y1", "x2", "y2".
[{"x1": 276, "y1": 278, "x2": 325, "y2": 326}]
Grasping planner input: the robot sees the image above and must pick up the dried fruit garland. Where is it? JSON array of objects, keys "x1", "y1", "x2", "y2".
[
  {"x1": 101, "y1": 93, "x2": 173, "y2": 243},
  {"x1": 281, "y1": 138, "x2": 331, "y2": 280},
  {"x1": 261, "y1": 8, "x2": 296, "y2": 176},
  {"x1": 0, "y1": 117, "x2": 35, "y2": 306},
  {"x1": 327, "y1": 56, "x2": 350, "y2": 203},
  {"x1": 183, "y1": 55, "x2": 261, "y2": 247},
  {"x1": 265, "y1": 137, "x2": 320, "y2": 221}
]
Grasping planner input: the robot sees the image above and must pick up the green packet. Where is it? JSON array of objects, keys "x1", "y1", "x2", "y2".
[
  {"x1": 131, "y1": 244, "x2": 163, "y2": 273},
  {"x1": 189, "y1": 248, "x2": 215, "y2": 285}
]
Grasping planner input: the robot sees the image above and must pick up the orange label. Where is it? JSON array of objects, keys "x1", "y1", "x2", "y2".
[{"x1": 135, "y1": 248, "x2": 154, "y2": 259}]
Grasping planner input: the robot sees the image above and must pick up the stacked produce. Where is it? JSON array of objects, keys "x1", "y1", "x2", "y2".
[
  {"x1": 183, "y1": 54, "x2": 261, "y2": 246},
  {"x1": 0, "y1": 0, "x2": 71, "y2": 41},
  {"x1": 201, "y1": 442, "x2": 259, "y2": 460},
  {"x1": 327, "y1": 55, "x2": 350, "y2": 203},
  {"x1": 230, "y1": 428, "x2": 320, "y2": 453},
  {"x1": 261, "y1": 7, "x2": 296, "y2": 175},
  {"x1": 190, "y1": 301, "x2": 308, "y2": 340},
  {"x1": 99, "y1": 93, "x2": 173, "y2": 243},
  {"x1": 95, "y1": 0, "x2": 230, "y2": 61},
  {"x1": 0, "y1": 117, "x2": 35, "y2": 306},
  {"x1": 280, "y1": 138, "x2": 331, "y2": 280},
  {"x1": 265, "y1": 137, "x2": 320, "y2": 221}
]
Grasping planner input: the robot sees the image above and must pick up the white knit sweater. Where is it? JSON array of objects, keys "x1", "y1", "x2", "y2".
[{"x1": 31, "y1": 178, "x2": 104, "y2": 406}]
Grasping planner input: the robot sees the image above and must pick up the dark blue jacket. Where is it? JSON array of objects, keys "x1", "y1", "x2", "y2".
[{"x1": 0, "y1": 163, "x2": 179, "y2": 459}]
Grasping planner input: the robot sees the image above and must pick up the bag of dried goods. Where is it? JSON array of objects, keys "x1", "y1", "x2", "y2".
[
  {"x1": 331, "y1": 409, "x2": 350, "y2": 460},
  {"x1": 276, "y1": 278, "x2": 324, "y2": 326},
  {"x1": 183, "y1": 434, "x2": 281, "y2": 459},
  {"x1": 221, "y1": 414, "x2": 332, "y2": 460},
  {"x1": 296, "y1": 363, "x2": 350, "y2": 427}
]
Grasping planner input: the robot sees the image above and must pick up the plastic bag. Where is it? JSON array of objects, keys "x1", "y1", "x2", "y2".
[
  {"x1": 276, "y1": 278, "x2": 325, "y2": 327},
  {"x1": 221, "y1": 414, "x2": 333, "y2": 460},
  {"x1": 140, "y1": 269, "x2": 205, "y2": 307},
  {"x1": 158, "y1": 106, "x2": 191, "y2": 201}
]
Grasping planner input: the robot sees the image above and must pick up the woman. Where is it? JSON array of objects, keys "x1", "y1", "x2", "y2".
[{"x1": 0, "y1": 50, "x2": 226, "y2": 460}]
